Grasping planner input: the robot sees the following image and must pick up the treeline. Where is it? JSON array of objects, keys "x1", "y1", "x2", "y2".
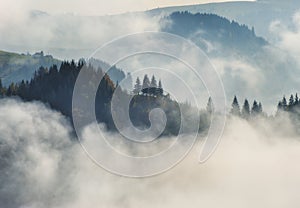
[
  {"x1": 230, "y1": 96, "x2": 264, "y2": 119},
  {"x1": 0, "y1": 61, "x2": 210, "y2": 136},
  {"x1": 277, "y1": 94, "x2": 300, "y2": 114},
  {"x1": 228, "y1": 94, "x2": 300, "y2": 119},
  {"x1": 161, "y1": 11, "x2": 267, "y2": 53},
  {"x1": 0, "y1": 61, "x2": 116, "y2": 129},
  {"x1": 2, "y1": 60, "x2": 298, "y2": 136}
]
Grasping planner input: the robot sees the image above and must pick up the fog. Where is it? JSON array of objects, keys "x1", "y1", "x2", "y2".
[
  {"x1": 1, "y1": 98, "x2": 300, "y2": 207},
  {"x1": 270, "y1": 11, "x2": 300, "y2": 64},
  {"x1": 0, "y1": 9, "x2": 161, "y2": 59}
]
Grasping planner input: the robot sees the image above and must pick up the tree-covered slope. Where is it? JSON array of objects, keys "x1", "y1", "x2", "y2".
[
  {"x1": 0, "y1": 50, "x2": 61, "y2": 86},
  {"x1": 161, "y1": 12, "x2": 267, "y2": 55}
]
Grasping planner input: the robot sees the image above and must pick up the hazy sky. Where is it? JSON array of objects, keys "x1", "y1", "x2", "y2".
[{"x1": 1, "y1": 0, "x2": 254, "y2": 15}]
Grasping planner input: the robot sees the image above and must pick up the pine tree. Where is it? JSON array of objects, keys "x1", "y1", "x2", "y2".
[
  {"x1": 289, "y1": 94, "x2": 294, "y2": 107},
  {"x1": 0, "y1": 78, "x2": 3, "y2": 96},
  {"x1": 142, "y1": 74, "x2": 150, "y2": 89},
  {"x1": 6, "y1": 83, "x2": 17, "y2": 96},
  {"x1": 241, "y1": 99, "x2": 250, "y2": 119},
  {"x1": 282, "y1": 96, "x2": 287, "y2": 110},
  {"x1": 231, "y1": 96, "x2": 240, "y2": 116},
  {"x1": 206, "y1": 97, "x2": 214, "y2": 114},
  {"x1": 251, "y1": 100, "x2": 260, "y2": 116},
  {"x1": 158, "y1": 80, "x2": 162, "y2": 89},
  {"x1": 133, "y1": 77, "x2": 142, "y2": 94},
  {"x1": 150, "y1": 75, "x2": 157, "y2": 88},
  {"x1": 258, "y1": 102, "x2": 263, "y2": 114},
  {"x1": 295, "y1": 93, "x2": 299, "y2": 105},
  {"x1": 277, "y1": 101, "x2": 283, "y2": 112}
]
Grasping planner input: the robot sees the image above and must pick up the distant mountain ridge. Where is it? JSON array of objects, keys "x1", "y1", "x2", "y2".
[
  {"x1": 147, "y1": 0, "x2": 300, "y2": 41},
  {"x1": 0, "y1": 50, "x2": 128, "y2": 87},
  {"x1": 161, "y1": 11, "x2": 267, "y2": 55},
  {"x1": 0, "y1": 50, "x2": 61, "y2": 86}
]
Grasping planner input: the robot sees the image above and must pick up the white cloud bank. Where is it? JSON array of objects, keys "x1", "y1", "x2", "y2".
[
  {"x1": 1, "y1": 98, "x2": 300, "y2": 207},
  {"x1": 270, "y1": 11, "x2": 300, "y2": 64},
  {"x1": 0, "y1": 0, "x2": 252, "y2": 16}
]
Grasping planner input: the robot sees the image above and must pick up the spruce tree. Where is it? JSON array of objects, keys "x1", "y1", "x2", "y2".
[
  {"x1": 295, "y1": 93, "x2": 299, "y2": 105},
  {"x1": 142, "y1": 74, "x2": 150, "y2": 89},
  {"x1": 158, "y1": 80, "x2": 162, "y2": 89},
  {"x1": 258, "y1": 102, "x2": 263, "y2": 114},
  {"x1": 231, "y1": 96, "x2": 240, "y2": 116},
  {"x1": 206, "y1": 97, "x2": 214, "y2": 114},
  {"x1": 150, "y1": 75, "x2": 157, "y2": 88},
  {"x1": 289, "y1": 94, "x2": 294, "y2": 107},
  {"x1": 282, "y1": 96, "x2": 287, "y2": 110},
  {"x1": 133, "y1": 77, "x2": 142, "y2": 94},
  {"x1": 0, "y1": 78, "x2": 3, "y2": 96},
  {"x1": 241, "y1": 99, "x2": 250, "y2": 119},
  {"x1": 251, "y1": 100, "x2": 259, "y2": 116}
]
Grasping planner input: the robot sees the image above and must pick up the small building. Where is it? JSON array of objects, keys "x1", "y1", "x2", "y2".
[
  {"x1": 141, "y1": 87, "x2": 163, "y2": 96},
  {"x1": 33, "y1": 51, "x2": 44, "y2": 58}
]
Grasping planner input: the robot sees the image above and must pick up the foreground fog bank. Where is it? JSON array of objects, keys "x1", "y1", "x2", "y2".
[{"x1": 1, "y1": 99, "x2": 300, "y2": 208}]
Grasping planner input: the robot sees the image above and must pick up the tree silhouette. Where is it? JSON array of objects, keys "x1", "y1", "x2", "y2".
[
  {"x1": 6, "y1": 83, "x2": 17, "y2": 96},
  {"x1": 133, "y1": 77, "x2": 142, "y2": 94},
  {"x1": 251, "y1": 100, "x2": 260, "y2": 116},
  {"x1": 258, "y1": 102, "x2": 263, "y2": 114},
  {"x1": 241, "y1": 99, "x2": 250, "y2": 119},
  {"x1": 142, "y1": 75, "x2": 150, "y2": 89},
  {"x1": 289, "y1": 94, "x2": 294, "y2": 107},
  {"x1": 295, "y1": 93, "x2": 299, "y2": 105},
  {"x1": 206, "y1": 97, "x2": 214, "y2": 114},
  {"x1": 231, "y1": 96, "x2": 240, "y2": 116},
  {"x1": 150, "y1": 75, "x2": 157, "y2": 88},
  {"x1": 282, "y1": 96, "x2": 287, "y2": 110},
  {"x1": 0, "y1": 79, "x2": 3, "y2": 96}
]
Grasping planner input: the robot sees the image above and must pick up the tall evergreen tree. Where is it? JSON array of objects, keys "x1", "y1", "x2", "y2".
[
  {"x1": 133, "y1": 77, "x2": 142, "y2": 94},
  {"x1": 241, "y1": 99, "x2": 250, "y2": 119},
  {"x1": 231, "y1": 96, "x2": 240, "y2": 116},
  {"x1": 282, "y1": 96, "x2": 287, "y2": 110},
  {"x1": 206, "y1": 97, "x2": 214, "y2": 114},
  {"x1": 277, "y1": 101, "x2": 283, "y2": 111},
  {"x1": 251, "y1": 100, "x2": 260, "y2": 116},
  {"x1": 258, "y1": 102, "x2": 263, "y2": 114},
  {"x1": 150, "y1": 75, "x2": 157, "y2": 88},
  {"x1": 142, "y1": 74, "x2": 150, "y2": 89},
  {"x1": 295, "y1": 93, "x2": 299, "y2": 105},
  {"x1": 0, "y1": 78, "x2": 3, "y2": 96},
  {"x1": 6, "y1": 83, "x2": 17, "y2": 96},
  {"x1": 289, "y1": 94, "x2": 294, "y2": 107},
  {"x1": 158, "y1": 80, "x2": 162, "y2": 89}
]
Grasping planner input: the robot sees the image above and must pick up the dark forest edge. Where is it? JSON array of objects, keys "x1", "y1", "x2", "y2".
[{"x1": 0, "y1": 61, "x2": 299, "y2": 137}]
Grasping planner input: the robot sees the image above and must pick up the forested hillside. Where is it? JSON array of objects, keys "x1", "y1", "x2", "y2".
[
  {"x1": 161, "y1": 12, "x2": 267, "y2": 54},
  {"x1": 0, "y1": 50, "x2": 61, "y2": 86},
  {"x1": 0, "y1": 61, "x2": 209, "y2": 136}
]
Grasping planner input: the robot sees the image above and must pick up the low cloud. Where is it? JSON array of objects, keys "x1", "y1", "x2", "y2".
[
  {"x1": 1, "y1": 98, "x2": 300, "y2": 207},
  {"x1": 270, "y1": 11, "x2": 300, "y2": 64},
  {"x1": 0, "y1": 8, "x2": 160, "y2": 59}
]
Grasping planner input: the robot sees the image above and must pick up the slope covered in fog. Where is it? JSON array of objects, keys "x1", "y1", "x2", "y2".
[{"x1": 2, "y1": 98, "x2": 300, "y2": 207}]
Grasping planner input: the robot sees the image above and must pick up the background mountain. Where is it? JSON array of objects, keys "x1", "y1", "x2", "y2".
[
  {"x1": 1, "y1": 4, "x2": 300, "y2": 113},
  {"x1": 161, "y1": 11, "x2": 267, "y2": 55},
  {"x1": 0, "y1": 50, "x2": 61, "y2": 86},
  {"x1": 148, "y1": 0, "x2": 300, "y2": 41},
  {"x1": 0, "y1": 50, "x2": 128, "y2": 87}
]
